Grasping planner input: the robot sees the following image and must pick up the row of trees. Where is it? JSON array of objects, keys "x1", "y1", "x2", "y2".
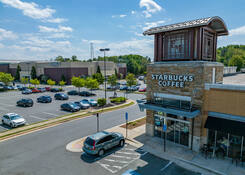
[{"x1": 217, "y1": 45, "x2": 245, "y2": 71}]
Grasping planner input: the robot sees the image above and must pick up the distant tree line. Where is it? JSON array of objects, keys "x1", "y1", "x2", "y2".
[{"x1": 217, "y1": 45, "x2": 245, "y2": 71}]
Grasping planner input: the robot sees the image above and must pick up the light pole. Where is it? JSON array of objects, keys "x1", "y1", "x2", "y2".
[{"x1": 99, "y1": 48, "x2": 110, "y2": 102}]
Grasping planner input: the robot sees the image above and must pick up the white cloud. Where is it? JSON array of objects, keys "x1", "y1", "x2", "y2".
[
  {"x1": 82, "y1": 39, "x2": 107, "y2": 44},
  {"x1": 0, "y1": 0, "x2": 66, "y2": 23},
  {"x1": 143, "y1": 20, "x2": 165, "y2": 30},
  {"x1": 131, "y1": 11, "x2": 136, "y2": 15},
  {"x1": 0, "y1": 28, "x2": 18, "y2": 40},
  {"x1": 139, "y1": 0, "x2": 162, "y2": 18},
  {"x1": 38, "y1": 25, "x2": 73, "y2": 33},
  {"x1": 44, "y1": 18, "x2": 67, "y2": 23},
  {"x1": 230, "y1": 25, "x2": 245, "y2": 36},
  {"x1": 134, "y1": 32, "x2": 143, "y2": 37},
  {"x1": 119, "y1": 14, "x2": 127, "y2": 18}
]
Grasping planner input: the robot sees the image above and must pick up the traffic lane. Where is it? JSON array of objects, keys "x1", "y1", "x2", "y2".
[{"x1": 0, "y1": 103, "x2": 144, "y2": 175}]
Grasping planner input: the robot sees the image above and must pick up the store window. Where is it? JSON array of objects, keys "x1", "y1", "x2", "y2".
[{"x1": 164, "y1": 31, "x2": 191, "y2": 60}]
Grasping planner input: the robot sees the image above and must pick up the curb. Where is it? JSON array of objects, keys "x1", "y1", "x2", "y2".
[{"x1": 0, "y1": 100, "x2": 135, "y2": 142}]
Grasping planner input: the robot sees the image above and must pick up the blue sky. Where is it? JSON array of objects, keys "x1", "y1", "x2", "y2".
[{"x1": 0, "y1": 0, "x2": 245, "y2": 61}]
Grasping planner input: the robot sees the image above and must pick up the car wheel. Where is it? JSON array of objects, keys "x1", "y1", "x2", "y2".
[
  {"x1": 2, "y1": 120, "x2": 5, "y2": 125},
  {"x1": 119, "y1": 139, "x2": 125, "y2": 147},
  {"x1": 98, "y1": 149, "x2": 104, "y2": 157},
  {"x1": 10, "y1": 123, "x2": 14, "y2": 128}
]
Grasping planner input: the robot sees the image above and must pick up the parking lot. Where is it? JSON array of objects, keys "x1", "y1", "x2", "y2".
[
  {"x1": 0, "y1": 87, "x2": 144, "y2": 132},
  {"x1": 80, "y1": 144, "x2": 201, "y2": 175}
]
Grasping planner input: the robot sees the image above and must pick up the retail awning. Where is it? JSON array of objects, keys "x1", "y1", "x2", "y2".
[
  {"x1": 205, "y1": 114, "x2": 245, "y2": 136},
  {"x1": 137, "y1": 101, "x2": 200, "y2": 118}
]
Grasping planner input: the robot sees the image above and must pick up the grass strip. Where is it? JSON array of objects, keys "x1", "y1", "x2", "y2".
[{"x1": 0, "y1": 101, "x2": 135, "y2": 140}]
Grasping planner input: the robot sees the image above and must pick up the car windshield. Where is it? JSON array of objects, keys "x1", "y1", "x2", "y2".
[
  {"x1": 10, "y1": 115, "x2": 21, "y2": 120},
  {"x1": 85, "y1": 137, "x2": 95, "y2": 146},
  {"x1": 69, "y1": 103, "x2": 76, "y2": 107}
]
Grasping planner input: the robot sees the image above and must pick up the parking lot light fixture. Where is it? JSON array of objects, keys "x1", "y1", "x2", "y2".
[{"x1": 99, "y1": 48, "x2": 110, "y2": 102}]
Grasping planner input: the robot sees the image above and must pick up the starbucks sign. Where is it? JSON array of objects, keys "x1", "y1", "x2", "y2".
[{"x1": 152, "y1": 74, "x2": 194, "y2": 88}]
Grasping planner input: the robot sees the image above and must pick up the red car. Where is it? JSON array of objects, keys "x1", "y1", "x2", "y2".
[
  {"x1": 45, "y1": 87, "x2": 51, "y2": 91},
  {"x1": 138, "y1": 87, "x2": 146, "y2": 92},
  {"x1": 32, "y1": 88, "x2": 41, "y2": 93}
]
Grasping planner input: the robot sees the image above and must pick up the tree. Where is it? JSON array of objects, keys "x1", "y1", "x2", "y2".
[
  {"x1": 114, "y1": 68, "x2": 118, "y2": 77},
  {"x1": 228, "y1": 55, "x2": 244, "y2": 71},
  {"x1": 47, "y1": 79, "x2": 56, "y2": 86},
  {"x1": 108, "y1": 74, "x2": 118, "y2": 96},
  {"x1": 85, "y1": 78, "x2": 99, "y2": 92},
  {"x1": 30, "y1": 78, "x2": 40, "y2": 87},
  {"x1": 15, "y1": 64, "x2": 21, "y2": 81},
  {"x1": 61, "y1": 74, "x2": 66, "y2": 82},
  {"x1": 96, "y1": 65, "x2": 101, "y2": 74},
  {"x1": 71, "y1": 55, "x2": 78, "y2": 62},
  {"x1": 59, "y1": 80, "x2": 66, "y2": 88},
  {"x1": 0, "y1": 72, "x2": 14, "y2": 85},
  {"x1": 55, "y1": 56, "x2": 64, "y2": 62},
  {"x1": 126, "y1": 73, "x2": 137, "y2": 87},
  {"x1": 21, "y1": 77, "x2": 29, "y2": 86},
  {"x1": 92, "y1": 73, "x2": 104, "y2": 85},
  {"x1": 31, "y1": 66, "x2": 37, "y2": 79},
  {"x1": 71, "y1": 76, "x2": 85, "y2": 92}
]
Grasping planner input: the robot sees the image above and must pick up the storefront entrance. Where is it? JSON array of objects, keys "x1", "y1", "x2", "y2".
[{"x1": 154, "y1": 113, "x2": 190, "y2": 147}]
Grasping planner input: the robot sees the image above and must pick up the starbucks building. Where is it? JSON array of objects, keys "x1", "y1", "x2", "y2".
[{"x1": 138, "y1": 16, "x2": 245, "y2": 159}]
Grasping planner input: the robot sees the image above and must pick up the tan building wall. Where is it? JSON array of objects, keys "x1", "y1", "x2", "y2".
[{"x1": 145, "y1": 61, "x2": 224, "y2": 151}]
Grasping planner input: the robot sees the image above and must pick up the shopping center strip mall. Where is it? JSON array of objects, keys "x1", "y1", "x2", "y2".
[{"x1": 138, "y1": 16, "x2": 245, "y2": 159}]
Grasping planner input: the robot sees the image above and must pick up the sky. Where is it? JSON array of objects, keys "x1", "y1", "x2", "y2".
[{"x1": 0, "y1": 0, "x2": 245, "y2": 61}]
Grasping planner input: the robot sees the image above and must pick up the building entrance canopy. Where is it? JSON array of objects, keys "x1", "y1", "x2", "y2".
[
  {"x1": 205, "y1": 112, "x2": 245, "y2": 137},
  {"x1": 137, "y1": 100, "x2": 200, "y2": 119}
]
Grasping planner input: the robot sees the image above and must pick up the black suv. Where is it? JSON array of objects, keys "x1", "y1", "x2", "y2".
[
  {"x1": 17, "y1": 98, "x2": 33, "y2": 107},
  {"x1": 67, "y1": 90, "x2": 78, "y2": 95},
  {"x1": 50, "y1": 88, "x2": 60, "y2": 92},
  {"x1": 54, "y1": 93, "x2": 69, "y2": 100},
  {"x1": 37, "y1": 96, "x2": 52, "y2": 103},
  {"x1": 79, "y1": 91, "x2": 96, "y2": 97}
]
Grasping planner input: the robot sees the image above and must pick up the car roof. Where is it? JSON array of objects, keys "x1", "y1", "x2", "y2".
[
  {"x1": 5, "y1": 113, "x2": 18, "y2": 116},
  {"x1": 89, "y1": 131, "x2": 110, "y2": 140}
]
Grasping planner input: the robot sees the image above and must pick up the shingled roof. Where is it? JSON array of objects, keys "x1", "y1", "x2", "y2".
[{"x1": 143, "y1": 16, "x2": 228, "y2": 36}]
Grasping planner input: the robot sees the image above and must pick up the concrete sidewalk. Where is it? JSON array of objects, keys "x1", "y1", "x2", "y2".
[
  {"x1": 115, "y1": 124, "x2": 245, "y2": 175},
  {"x1": 66, "y1": 119, "x2": 245, "y2": 175}
]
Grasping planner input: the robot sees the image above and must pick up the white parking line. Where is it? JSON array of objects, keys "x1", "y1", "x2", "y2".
[
  {"x1": 117, "y1": 151, "x2": 141, "y2": 156},
  {"x1": 28, "y1": 115, "x2": 45, "y2": 121},
  {"x1": 42, "y1": 112, "x2": 59, "y2": 117},
  {"x1": 110, "y1": 154, "x2": 136, "y2": 160},
  {"x1": 99, "y1": 163, "x2": 117, "y2": 174},
  {"x1": 160, "y1": 161, "x2": 173, "y2": 171},
  {"x1": 0, "y1": 103, "x2": 14, "y2": 107},
  {"x1": 104, "y1": 159, "x2": 129, "y2": 164}
]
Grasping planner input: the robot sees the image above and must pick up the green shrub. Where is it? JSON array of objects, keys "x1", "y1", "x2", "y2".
[
  {"x1": 110, "y1": 97, "x2": 126, "y2": 103},
  {"x1": 98, "y1": 98, "x2": 106, "y2": 107},
  {"x1": 0, "y1": 88, "x2": 6, "y2": 92},
  {"x1": 58, "y1": 88, "x2": 63, "y2": 91},
  {"x1": 29, "y1": 86, "x2": 35, "y2": 89}
]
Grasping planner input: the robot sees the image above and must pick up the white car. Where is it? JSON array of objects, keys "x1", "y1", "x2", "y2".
[{"x1": 2, "y1": 113, "x2": 26, "y2": 128}]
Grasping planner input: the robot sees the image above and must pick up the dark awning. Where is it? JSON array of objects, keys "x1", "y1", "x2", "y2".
[{"x1": 205, "y1": 116, "x2": 245, "y2": 136}]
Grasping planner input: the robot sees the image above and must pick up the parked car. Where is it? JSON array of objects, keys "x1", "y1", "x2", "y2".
[
  {"x1": 45, "y1": 87, "x2": 51, "y2": 91},
  {"x1": 60, "y1": 102, "x2": 80, "y2": 112},
  {"x1": 74, "y1": 100, "x2": 90, "y2": 109},
  {"x1": 83, "y1": 131, "x2": 125, "y2": 156},
  {"x1": 16, "y1": 85, "x2": 23, "y2": 90},
  {"x1": 120, "y1": 85, "x2": 128, "y2": 90},
  {"x1": 37, "y1": 87, "x2": 46, "y2": 92},
  {"x1": 79, "y1": 91, "x2": 96, "y2": 97},
  {"x1": 37, "y1": 96, "x2": 52, "y2": 103},
  {"x1": 51, "y1": 88, "x2": 60, "y2": 92},
  {"x1": 22, "y1": 89, "x2": 32, "y2": 94},
  {"x1": 138, "y1": 76, "x2": 144, "y2": 80},
  {"x1": 67, "y1": 90, "x2": 78, "y2": 95},
  {"x1": 138, "y1": 87, "x2": 146, "y2": 92},
  {"x1": 17, "y1": 98, "x2": 33, "y2": 107},
  {"x1": 32, "y1": 88, "x2": 41, "y2": 93},
  {"x1": 3, "y1": 85, "x2": 15, "y2": 90},
  {"x1": 88, "y1": 99, "x2": 98, "y2": 106},
  {"x1": 54, "y1": 93, "x2": 69, "y2": 100},
  {"x1": 2, "y1": 113, "x2": 26, "y2": 128},
  {"x1": 19, "y1": 87, "x2": 28, "y2": 91}
]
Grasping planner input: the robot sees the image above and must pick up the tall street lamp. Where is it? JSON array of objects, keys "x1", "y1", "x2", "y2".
[{"x1": 99, "y1": 48, "x2": 110, "y2": 101}]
